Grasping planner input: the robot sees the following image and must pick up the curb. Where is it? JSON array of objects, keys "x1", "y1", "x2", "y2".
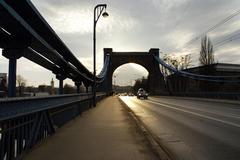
[{"x1": 118, "y1": 97, "x2": 174, "y2": 160}]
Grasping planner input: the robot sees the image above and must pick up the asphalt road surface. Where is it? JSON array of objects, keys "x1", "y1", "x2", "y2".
[{"x1": 120, "y1": 96, "x2": 240, "y2": 160}]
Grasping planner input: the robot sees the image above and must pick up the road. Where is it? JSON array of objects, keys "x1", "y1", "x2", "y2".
[{"x1": 120, "y1": 96, "x2": 240, "y2": 160}]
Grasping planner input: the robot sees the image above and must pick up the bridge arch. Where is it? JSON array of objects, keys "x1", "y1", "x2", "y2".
[
  {"x1": 112, "y1": 63, "x2": 149, "y2": 87},
  {"x1": 98, "y1": 48, "x2": 166, "y2": 95}
]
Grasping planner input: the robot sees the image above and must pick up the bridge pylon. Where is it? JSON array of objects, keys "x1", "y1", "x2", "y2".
[{"x1": 97, "y1": 48, "x2": 167, "y2": 95}]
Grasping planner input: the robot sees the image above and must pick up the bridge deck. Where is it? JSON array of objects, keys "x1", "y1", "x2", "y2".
[{"x1": 23, "y1": 96, "x2": 157, "y2": 160}]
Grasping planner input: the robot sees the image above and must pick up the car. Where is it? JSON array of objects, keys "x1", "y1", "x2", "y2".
[
  {"x1": 137, "y1": 88, "x2": 148, "y2": 99},
  {"x1": 121, "y1": 93, "x2": 128, "y2": 96},
  {"x1": 128, "y1": 92, "x2": 134, "y2": 96}
]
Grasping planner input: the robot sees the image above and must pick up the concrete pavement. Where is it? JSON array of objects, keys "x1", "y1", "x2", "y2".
[{"x1": 24, "y1": 96, "x2": 158, "y2": 160}]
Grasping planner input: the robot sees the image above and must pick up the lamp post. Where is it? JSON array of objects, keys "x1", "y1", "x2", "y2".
[
  {"x1": 113, "y1": 74, "x2": 116, "y2": 93},
  {"x1": 93, "y1": 4, "x2": 109, "y2": 106}
]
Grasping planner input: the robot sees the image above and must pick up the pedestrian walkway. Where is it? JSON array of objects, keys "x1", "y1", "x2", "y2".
[{"x1": 24, "y1": 96, "x2": 157, "y2": 160}]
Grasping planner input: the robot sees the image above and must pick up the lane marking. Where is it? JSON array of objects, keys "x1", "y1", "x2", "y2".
[
  {"x1": 149, "y1": 98, "x2": 240, "y2": 119},
  {"x1": 146, "y1": 100, "x2": 240, "y2": 128}
]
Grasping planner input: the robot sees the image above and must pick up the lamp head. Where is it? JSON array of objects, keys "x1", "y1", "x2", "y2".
[{"x1": 102, "y1": 12, "x2": 109, "y2": 18}]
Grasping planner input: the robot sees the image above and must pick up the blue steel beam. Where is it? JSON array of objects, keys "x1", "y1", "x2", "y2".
[
  {"x1": 23, "y1": 48, "x2": 63, "y2": 74},
  {"x1": 0, "y1": 28, "x2": 77, "y2": 80},
  {"x1": 154, "y1": 55, "x2": 240, "y2": 83},
  {"x1": 0, "y1": 32, "x2": 76, "y2": 81},
  {"x1": 0, "y1": 0, "x2": 110, "y2": 85},
  {"x1": 4, "y1": 0, "x2": 98, "y2": 81},
  {"x1": 0, "y1": 27, "x2": 10, "y2": 48},
  {"x1": 0, "y1": 1, "x2": 95, "y2": 83}
]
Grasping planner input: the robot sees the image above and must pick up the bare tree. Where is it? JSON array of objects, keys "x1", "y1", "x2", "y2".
[
  {"x1": 199, "y1": 35, "x2": 214, "y2": 65},
  {"x1": 163, "y1": 54, "x2": 192, "y2": 70},
  {"x1": 180, "y1": 54, "x2": 192, "y2": 70},
  {"x1": 163, "y1": 54, "x2": 179, "y2": 70},
  {"x1": 162, "y1": 54, "x2": 173, "y2": 76},
  {"x1": 17, "y1": 75, "x2": 26, "y2": 96}
]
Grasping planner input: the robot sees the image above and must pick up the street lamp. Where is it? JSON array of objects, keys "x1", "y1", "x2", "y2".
[
  {"x1": 93, "y1": 4, "x2": 109, "y2": 106},
  {"x1": 113, "y1": 74, "x2": 117, "y2": 92}
]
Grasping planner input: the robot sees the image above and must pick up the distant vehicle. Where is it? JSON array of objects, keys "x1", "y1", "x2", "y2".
[
  {"x1": 128, "y1": 93, "x2": 134, "y2": 96},
  {"x1": 137, "y1": 88, "x2": 148, "y2": 99},
  {"x1": 121, "y1": 93, "x2": 128, "y2": 96}
]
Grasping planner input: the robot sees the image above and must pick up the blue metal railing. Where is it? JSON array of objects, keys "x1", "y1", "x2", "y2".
[{"x1": 0, "y1": 93, "x2": 106, "y2": 160}]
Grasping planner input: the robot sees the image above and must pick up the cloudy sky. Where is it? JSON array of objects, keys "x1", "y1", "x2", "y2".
[{"x1": 1, "y1": 0, "x2": 240, "y2": 86}]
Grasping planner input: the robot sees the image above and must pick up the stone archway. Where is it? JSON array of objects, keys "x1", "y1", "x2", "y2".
[
  {"x1": 98, "y1": 48, "x2": 166, "y2": 95},
  {"x1": 112, "y1": 63, "x2": 148, "y2": 88}
]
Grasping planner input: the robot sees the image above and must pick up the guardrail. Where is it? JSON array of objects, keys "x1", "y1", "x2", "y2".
[{"x1": 0, "y1": 93, "x2": 106, "y2": 160}]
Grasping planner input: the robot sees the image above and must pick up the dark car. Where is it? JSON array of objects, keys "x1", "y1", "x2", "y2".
[{"x1": 137, "y1": 88, "x2": 148, "y2": 99}]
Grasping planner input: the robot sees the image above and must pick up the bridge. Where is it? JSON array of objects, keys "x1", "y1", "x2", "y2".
[
  {"x1": 0, "y1": 1, "x2": 240, "y2": 160},
  {"x1": 98, "y1": 48, "x2": 166, "y2": 95}
]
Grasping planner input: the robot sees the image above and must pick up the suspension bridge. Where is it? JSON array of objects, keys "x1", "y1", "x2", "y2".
[{"x1": 1, "y1": 1, "x2": 240, "y2": 160}]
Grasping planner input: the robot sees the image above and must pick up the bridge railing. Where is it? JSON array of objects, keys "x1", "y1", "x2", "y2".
[{"x1": 0, "y1": 93, "x2": 106, "y2": 160}]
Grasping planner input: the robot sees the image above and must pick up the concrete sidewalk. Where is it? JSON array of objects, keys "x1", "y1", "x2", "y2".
[{"x1": 24, "y1": 96, "x2": 157, "y2": 160}]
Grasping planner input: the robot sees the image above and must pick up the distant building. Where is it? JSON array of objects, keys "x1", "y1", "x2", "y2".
[
  {"x1": 37, "y1": 84, "x2": 51, "y2": 96},
  {"x1": 113, "y1": 85, "x2": 133, "y2": 93},
  {"x1": 0, "y1": 73, "x2": 7, "y2": 97},
  {"x1": 0, "y1": 73, "x2": 7, "y2": 81},
  {"x1": 50, "y1": 78, "x2": 55, "y2": 95},
  {"x1": 167, "y1": 63, "x2": 240, "y2": 99},
  {"x1": 35, "y1": 78, "x2": 56, "y2": 96}
]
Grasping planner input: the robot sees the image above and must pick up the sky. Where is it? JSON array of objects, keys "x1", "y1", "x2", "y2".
[{"x1": 1, "y1": 0, "x2": 240, "y2": 86}]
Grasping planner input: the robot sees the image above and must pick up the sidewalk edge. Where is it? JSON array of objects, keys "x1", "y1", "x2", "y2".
[{"x1": 118, "y1": 97, "x2": 174, "y2": 160}]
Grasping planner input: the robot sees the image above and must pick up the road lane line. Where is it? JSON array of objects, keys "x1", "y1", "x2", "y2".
[
  {"x1": 149, "y1": 98, "x2": 240, "y2": 119},
  {"x1": 147, "y1": 100, "x2": 240, "y2": 128}
]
